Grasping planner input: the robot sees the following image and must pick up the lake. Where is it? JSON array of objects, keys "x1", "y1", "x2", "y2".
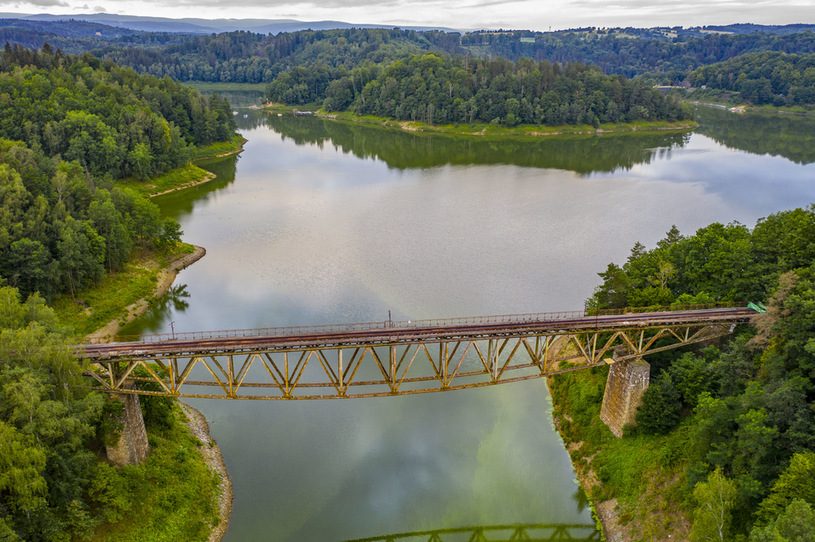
[{"x1": 122, "y1": 103, "x2": 815, "y2": 541}]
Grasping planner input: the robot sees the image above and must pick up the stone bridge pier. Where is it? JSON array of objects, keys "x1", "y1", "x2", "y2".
[
  {"x1": 599, "y1": 351, "x2": 650, "y2": 438},
  {"x1": 105, "y1": 385, "x2": 150, "y2": 466}
]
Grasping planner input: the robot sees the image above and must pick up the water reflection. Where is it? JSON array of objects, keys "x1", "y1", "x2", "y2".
[
  {"x1": 123, "y1": 284, "x2": 190, "y2": 336},
  {"x1": 694, "y1": 106, "x2": 815, "y2": 164},
  {"x1": 263, "y1": 113, "x2": 691, "y2": 174},
  {"x1": 343, "y1": 523, "x2": 601, "y2": 541},
  {"x1": 152, "y1": 154, "x2": 239, "y2": 223}
]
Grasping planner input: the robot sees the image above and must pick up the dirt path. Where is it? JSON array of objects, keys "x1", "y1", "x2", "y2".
[
  {"x1": 85, "y1": 245, "x2": 206, "y2": 343},
  {"x1": 180, "y1": 403, "x2": 233, "y2": 542}
]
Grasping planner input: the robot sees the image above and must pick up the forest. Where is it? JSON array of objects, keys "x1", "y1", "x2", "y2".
[
  {"x1": 459, "y1": 29, "x2": 815, "y2": 79},
  {"x1": 688, "y1": 51, "x2": 815, "y2": 107},
  {"x1": 3, "y1": 21, "x2": 815, "y2": 87},
  {"x1": 0, "y1": 285, "x2": 221, "y2": 541},
  {"x1": 1, "y1": 19, "x2": 814, "y2": 541},
  {"x1": 267, "y1": 53, "x2": 692, "y2": 126},
  {"x1": 554, "y1": 205, "x2": 815, "y2": 540},
  {"x1": 95, "y1": 28, "x2": 457, "y2": 85},
  {"x1": 0, "y1": 46, "x2": 236, "y2": 541},
  {"x1": 0, "y1": 44, "x2": 235, "y2": 300}
]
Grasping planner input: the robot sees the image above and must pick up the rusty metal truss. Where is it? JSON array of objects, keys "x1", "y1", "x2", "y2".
[
  {"x1": 78, "y1": 306, "x2": 753, "y2": 400},
  {"x1": 342, "y1": 523, "x2": 601, "y2": 541}
]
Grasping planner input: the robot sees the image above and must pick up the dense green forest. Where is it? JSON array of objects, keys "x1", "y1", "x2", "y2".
[
  {"x1": 96, "y1": 28, "x2": 458, "y2": 84},
  {"x1": 4, "y1": 21, "x2": 815, "y2": 87},
  {"x1": 0, "y1": 46, "x2": 235, "y2": 541},
  {"x1": 560, "y1": 205, "x2": 815, "y2": 539},
  {"x1": 460, "y1": 29, "x2": 815, "y2": 79},
  {"x1": 688, "y1": 51, "x2": 815, "y2": 107},
  {"x1": 0, "y1": 44, "x2": 235, "y2": 178},
  {"x1": 94, "y1": 27, "x2": 815, "y2": 89},
  {"x1": 0, "y1": 285, "x2": 221, "y2": 541},
  {"x1": 0, "y1": 45, "x2": 235, "y2": 300},
  {"x1": 268, "y1": 53, "x2": 692, "y2": 126}
]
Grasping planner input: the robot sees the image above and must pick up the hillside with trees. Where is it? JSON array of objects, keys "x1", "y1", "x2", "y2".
[
  {"x1": 0, "y1": 45, "x2": 237, "y2": 541},
  {"x1": 552, "y1": 205, "x2": 815, "y2": 540},
  {"x1": 459, "y1": 29, "x2": 815, "y2": 79},
  {"x1": 4, "y1": 21, "x2": 815, "y2": 87},
  {"x1": 688, "y1": 51, "x2": 815, "y2": 107},
  {"x1": 0, "y1": 285, "x2": 222, "y2": 541},
  {"x1": 89, "y1": 28, "x2": 461, "y2": 84},
  {"x1": 269, "y1": 53, "x2": 692, "y2": 127},
  {"x1": 0, "y1": 45, "x2": 235, "y2": 300}
]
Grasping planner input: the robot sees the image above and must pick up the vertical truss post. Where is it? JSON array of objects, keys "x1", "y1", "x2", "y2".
[
  {"x1": 489, "y1": 339, "x2": 499, "y2": 381},
  {"x1": 440, "y1": 342, "x2": 449, "y2": 388},
  {"x1": 390, "y1": 344, "x2": 396, "y2": 392}
]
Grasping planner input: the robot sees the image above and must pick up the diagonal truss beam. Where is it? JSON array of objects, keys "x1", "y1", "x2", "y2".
[{"x1": 83, "y1": 312, "x2": 746, "y2": 399}]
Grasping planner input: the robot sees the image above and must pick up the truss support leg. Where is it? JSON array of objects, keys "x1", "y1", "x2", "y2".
[
  {"x1": 105, "y1": 385, "x2": 150, "y2": 466},
  {"x1": 600, "y1": 356, "x2": 650, "y2": 438}
]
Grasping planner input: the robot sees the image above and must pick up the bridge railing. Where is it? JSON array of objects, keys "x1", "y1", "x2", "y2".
[{"x1": 113, "y1": 302, "x2": 747, "y2": 344}]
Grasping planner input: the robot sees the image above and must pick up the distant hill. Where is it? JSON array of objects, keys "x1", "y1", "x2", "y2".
[
  {"x1": 2, "y1": 14, "x2": 814, "y2": 37},
  {"x1": 699, "y1": 23, "x2": 815, "y2": 34},
  {"x1": 0, "y1": 13, "x2": 460, "y2": 34},
  {"x1": 0, "y1": 17, "x2": 143, "y2": 38}
]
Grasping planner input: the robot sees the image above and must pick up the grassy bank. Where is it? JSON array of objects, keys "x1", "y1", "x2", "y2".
[
  {"x1": 308, "y1": 110, "x2": 697, "y2": 137},
  {"x1": 117, "y1": 136, "x2": 245, "y2": 198},
  {"x1": 549, "y1": 367, "x2": 694, "y2": 541},
  {"x1": 119, "y1": 163, "x2": 213, "y2": 198},
  {"x1": 90, "y1": 403, "x2": 222, "y2": 542},
  {"x1": 52, "y1": 243, "x2": 195, "y2": 339},
  {"x1": 190, "y1": 134, "x2": 247, "y2": 161}
]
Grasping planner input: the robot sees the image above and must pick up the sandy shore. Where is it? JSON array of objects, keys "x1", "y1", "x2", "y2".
[
  {"x1": 180, "y1": 403, "x2": 233, "y2": 542},
  {"x1": 85, "y1": 245, "x2": 206, "y2": 343}
]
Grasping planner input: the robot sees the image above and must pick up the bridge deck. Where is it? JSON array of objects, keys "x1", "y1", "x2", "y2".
[
  {"x1": 77, "y1": 305, "x2": 754, "y2": 400},
  {"x1": 79, "y1": 306, "x2": 753, "y2": 359}
]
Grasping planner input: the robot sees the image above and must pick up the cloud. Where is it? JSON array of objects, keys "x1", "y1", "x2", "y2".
[
  {"x1": 0, "y1": 0, "x2": 807, "y2": 31},
  {"x1": 125, "y1": 0, "x2": 452, "y2": 12},
  {"x1": 0, "y1": 0, "x2": 70, "y2": 7}
]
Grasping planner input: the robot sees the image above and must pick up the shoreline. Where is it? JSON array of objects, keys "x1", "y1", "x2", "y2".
[
  {"x1": 547, "y1": 378, "x2": 628, "y2": 542},
  {"x1": 149, "y1": 171, "x2": 217, "y2": 198},
  {"x1": 260, "y1": 104, "x2": 697, "y2": 137},
  {"x1": 150, "y1": 145, "x2": 246, "y2": 199},
  {"x1": 180, "y1": 403, "x2": 233, "y2": 542},
  {"x1": 84, "y1": 245, "x2": 234, "y2": 542},
  {"x1": 306, "y1": 109, "x2": 697, "y2": 137},
  {"x1": 85, "y1": 245, "x2": 206, "y2": 343}
]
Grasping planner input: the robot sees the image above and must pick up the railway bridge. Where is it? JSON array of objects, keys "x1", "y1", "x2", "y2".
[{"x1": 77, "y1": 304, "x2": 754, "y2": 464}]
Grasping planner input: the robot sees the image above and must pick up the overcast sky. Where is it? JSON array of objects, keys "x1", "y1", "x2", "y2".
[{"x1": 1, "y1": 0, "x2": 813, "y2": 31}]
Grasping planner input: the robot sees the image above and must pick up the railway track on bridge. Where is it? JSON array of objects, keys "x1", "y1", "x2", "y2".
[
  {"x1": 79, "y1": 306, "x2": 754, "y2": 359},
  {"x1": 76, "y1": 305, "x2": 755, "y2": 400}
]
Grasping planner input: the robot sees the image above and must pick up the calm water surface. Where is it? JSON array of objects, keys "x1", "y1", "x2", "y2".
[{"x1": 123, "y1": 103, "x2": 815, "y2": 541}]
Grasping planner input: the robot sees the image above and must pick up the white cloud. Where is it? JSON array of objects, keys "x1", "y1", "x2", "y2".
[{"x1": 0, "y1": 0, "x2": 811, "y2": 30}]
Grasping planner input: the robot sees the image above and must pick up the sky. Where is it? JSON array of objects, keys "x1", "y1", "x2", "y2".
[{"x1": 0, "y1": 0, "x2": 813, "y2": 32}]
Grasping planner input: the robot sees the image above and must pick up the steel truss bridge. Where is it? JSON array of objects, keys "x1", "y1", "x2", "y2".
[
  {"x1": 342, "y1": 523, "x2": 601, "y2": 541},
  {"x1": 77, "y1": 305, "x2": 753, "y2": 400}
]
